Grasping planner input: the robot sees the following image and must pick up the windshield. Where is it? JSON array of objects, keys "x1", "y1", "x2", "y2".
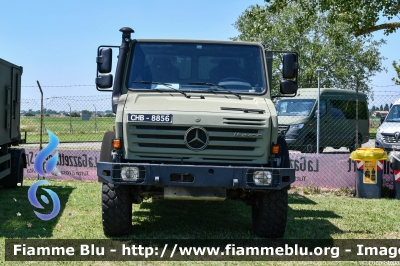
[
  {"x1": 126, "y1": 42, "x2": 266, "y2": 94},
  {"x1": 276, "y1": 99, "x2": 316, "y2": 116},
  {"x1": 386, "y1": 105, "x2": 400, "y2": 122}
]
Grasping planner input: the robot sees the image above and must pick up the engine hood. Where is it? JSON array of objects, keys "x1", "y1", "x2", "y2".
[
  {"x1": 124, "y1": 92, "x2": 268, "y2": 113},
  {"x1": 378, "y1": 121, "x2": 400, "y2": 134}
]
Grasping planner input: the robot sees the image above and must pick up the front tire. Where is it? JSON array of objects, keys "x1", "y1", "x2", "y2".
[
  {"x1": 277, "y1": 136, "x2": 290, "y2": 168},
  {"x1": 100, "y1": 131, "x2": 133, "y2": 237},
  {"x1": 301, "y1": 137, "x2": 323, "y2": 153},
  {"x1": 102, "y1": 183, "x2": 133, "y2": 237},
  {"x1": 301, "y1": 137, "x2": 316, "y2": 153},
  {"x1": 252, "y1": 189, "x2": 288, "y2": 238},
  {"x1": 100, "y1": 131, "x2": 115, "y2": 162}
]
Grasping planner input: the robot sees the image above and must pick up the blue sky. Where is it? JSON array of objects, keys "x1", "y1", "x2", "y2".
[{"x1": 0, "y1": 0, "x2": 398, "y2": 100}]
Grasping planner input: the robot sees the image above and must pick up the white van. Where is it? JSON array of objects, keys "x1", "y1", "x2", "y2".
[{"x1": 375, "y1": 98, "x2": 400, "y2": 151}]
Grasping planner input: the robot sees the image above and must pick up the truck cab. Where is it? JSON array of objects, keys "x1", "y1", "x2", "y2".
[{"x1": 95, "y1": 27, "x2": 298, "y2": 238}]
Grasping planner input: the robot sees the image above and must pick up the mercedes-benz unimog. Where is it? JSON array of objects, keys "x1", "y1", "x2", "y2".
[{"x1": 95, "y1": 27, "x2": 298, "y2": 238}]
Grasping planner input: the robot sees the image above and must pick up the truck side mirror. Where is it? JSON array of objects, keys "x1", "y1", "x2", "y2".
[
  {"x1": 282, "y1": 53, "x2": 298, "y2": 79},
  {"x1": 280, "y1": 80, "x2": 297, "y2": 94},
  {"x1": 97, "y1": 48, "x2": 112, "y2": 73},
  {"x1": 96, "y1": 74, "x2": 113, "y2": 89},
  {"x1": 380, "y1": 116, "x2": 385, "y2": 124}
]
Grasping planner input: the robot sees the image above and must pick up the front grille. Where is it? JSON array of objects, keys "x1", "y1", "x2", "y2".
[
  {"x1": 223, "y1": 117, "x2": 266, "y2": 126},
  {"x1": 129, "y1": 125, "x2": 264, "y2": 156},
  {"x1": 382, "y1": 133, "x2": 400, "y2": 144},
  {"x1": 137, "y1": 134, "x2": 183, "y2": 140},
  {"x1": 207, "y1": 146, "x2": 254, "y2": 151},
  {"x1": 136, "y1": 125, "x2": 258, "y2": 133},
  {"x1": 210, "y1": 136, "x2": 256, "y2": 142},
  {"x1": 138, "y1": 143, "x2": 186, "y2": 149}
]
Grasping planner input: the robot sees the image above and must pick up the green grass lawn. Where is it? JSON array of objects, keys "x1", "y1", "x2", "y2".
[
  {"x1": 369, "y1": 118, "x2": 380, "y2": 139},
  {"x1": 21, "y1": 117, "x2": 115, "y2": 143},
  {"x1": 369, "y1": 128, "x2": 377, "y2": 139},
  {"x1": 1, "y1": 179, "x2": 400, "y2": 265}
]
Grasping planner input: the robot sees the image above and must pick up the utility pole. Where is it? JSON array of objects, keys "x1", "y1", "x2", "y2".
[
  {"x1": 316, "y1": 68, "x2": 324, "y2": 154},
  {"x1": 36, "y1": 81, "x2": 44, "y2": 151},
  {"x1": 355, "y1": 79, "x2": 359, "y2": 150},
  {"x1": 68, "y1": 103, "x2": 72, "y2": 133},
  {"x1": 93, "y1": 104, "x2": 97, "y2": 133}
]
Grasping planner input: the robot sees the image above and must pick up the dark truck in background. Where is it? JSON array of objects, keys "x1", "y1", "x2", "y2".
[
  {"x1": 95, "y1": 27, "x2": 299, "y2": 238},
  {"x1": 0, "y1": 58, "x2": 26, "y2": 188}
]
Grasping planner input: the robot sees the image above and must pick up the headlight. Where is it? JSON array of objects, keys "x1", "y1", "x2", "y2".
[
  {"x1": 290, "y1": 123, "x2": 304, "y2": 130},
  {"x1": 253, "y1": 171, "x2": 273, "y2": 186},
  {"x1": 121, "y1": 167, "x2": 139, "y2": 181}
]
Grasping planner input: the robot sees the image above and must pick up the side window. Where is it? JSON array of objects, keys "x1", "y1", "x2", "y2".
[
  {"x1": 330, "y1": 100, "x2": 346, "y2": 120},
  {"x1": 320, "y1": 100, "x2": 326, "y2": 117},
  {"x1": 277, "y1": 101, "x2": 288, "y2": 114},
  {"x1": 341, "y1": 100, "x2": 368, "y2": 119},
  {"x1": 330, "y1": 99, "x2": 367, "y2": 119},
  {"x1": 358, "y1": 101, "x2": 368, "y2": 120}
]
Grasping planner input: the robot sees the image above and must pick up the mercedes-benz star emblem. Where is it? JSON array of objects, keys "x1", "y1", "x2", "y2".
[
  {"x1": 395, "y1": 132, "x2": 400, "y2": 141},
  {"x1": 184, "y1": 127, "x2": 209, "y2": 151}
]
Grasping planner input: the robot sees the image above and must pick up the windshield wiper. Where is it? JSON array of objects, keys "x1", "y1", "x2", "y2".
[
  {"x1": 133, "y1": 81, "x2": 189, "y2": 98},
  {"x1": 188, "y1": 82, "x2": 241, "y2": 100}
]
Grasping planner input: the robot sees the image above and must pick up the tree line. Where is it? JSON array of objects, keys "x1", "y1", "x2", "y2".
[{"x1": 234, "y1": 0, "x2": 400, "y2": 94}]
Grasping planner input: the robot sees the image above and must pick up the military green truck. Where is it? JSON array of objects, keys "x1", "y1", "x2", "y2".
[
  {"x1": 276, "y1": 88, "x2": 369, "y2": 153},
  {"x1": 95, "y1": 27, "x2": 298, "y2": 238},
  {"x1": 0, "y1": 58, "x2": 26, "y2": 188}
]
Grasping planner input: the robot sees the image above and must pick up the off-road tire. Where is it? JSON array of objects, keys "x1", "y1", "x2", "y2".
[
  {"x1": 100, "y1": 131, "x2": 115, "y2": 162},
  {"x1": 301, "y1": 137, "x2": 323, "y2": 153},
  {"x1": 102, "y1": 182, "x2": 133, "y2": 237},
  {"x1": 252, "y1": 189, "x2": 288, "y2": 238},
  {"x1": 277, "y1": 136, "x2": 290, "y2": 168},
  {"x1": 301, "y1": 137, "x2": 316, "y2": 153},
  {"x1": 100, "y1": 131, "x2": 133, "y2": 237}
]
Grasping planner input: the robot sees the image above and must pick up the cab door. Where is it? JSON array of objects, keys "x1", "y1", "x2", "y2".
[{"x1": 317, "y1": 99, "x2": 328, "y2": 148}]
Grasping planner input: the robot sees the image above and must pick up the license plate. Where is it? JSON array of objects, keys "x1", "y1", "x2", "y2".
[
  {"x1": 127, "y1": 114, "x2": 172, "y2": 123},
  {"x1": 393, "y1": 146, "x2": 400, "y2": 150}
]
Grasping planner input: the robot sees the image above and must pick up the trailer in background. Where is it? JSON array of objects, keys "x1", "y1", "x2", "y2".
[{"x1": 0, "y1": 58, "x2": 26, "y2": 188}]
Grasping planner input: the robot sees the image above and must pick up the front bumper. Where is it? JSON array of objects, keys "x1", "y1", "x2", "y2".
[
  {"x1": 97, "y1": 162, "x2": 295, "y2": 190},
  {"x1": 375, "y1": 139, "x2": 400, "y2": 151}
]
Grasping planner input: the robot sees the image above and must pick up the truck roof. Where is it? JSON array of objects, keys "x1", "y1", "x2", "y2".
[
  {"x1": 294, "y1": 88, "x2": 367, "y2": 98},
  {"x1": 133, "y1": 39, "x2": 263, "y2": 47},
  {"x1": 0, "y1": 58, "x2": 23, "y2": 72}
]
